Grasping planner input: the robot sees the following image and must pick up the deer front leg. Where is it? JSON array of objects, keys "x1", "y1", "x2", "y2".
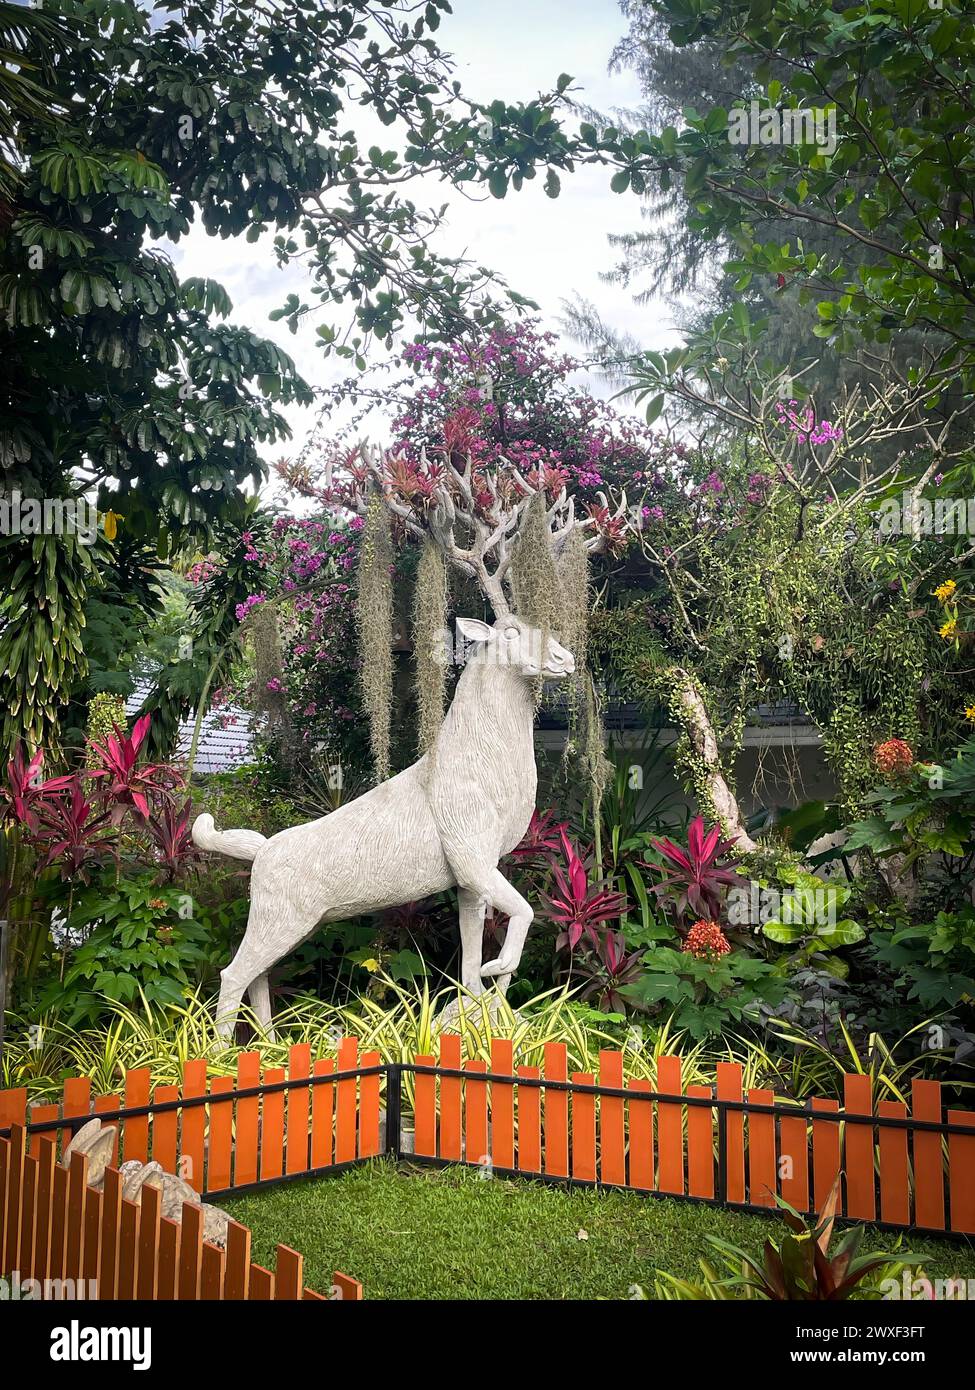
[
  {"x1": 477, "y1": 869, "x2": 534, "y2": 985},
  {"x1": 457, "y1": 887, "x2": 487, "y2": 993}
]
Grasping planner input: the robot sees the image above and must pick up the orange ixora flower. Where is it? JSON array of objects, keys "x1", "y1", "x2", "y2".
[
  {"x1": 683, "y1": 919, "x2": 732, "y2": 960},
  {"x1": 873, "y1": 738, "x2": 914, "y2": 776}
]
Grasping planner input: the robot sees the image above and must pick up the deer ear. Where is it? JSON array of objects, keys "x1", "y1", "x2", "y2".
[{"x1": 455, "y1": 617, "x2": 493, "y2": 644}]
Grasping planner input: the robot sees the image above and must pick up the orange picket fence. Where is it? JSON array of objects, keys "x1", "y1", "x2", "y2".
[
  {"x1": 0, "y1": 1122, "x2": 362, "y2": 1300},
  {"x1": 2, "y1": 1034, "x2": 975, "y2": 1238}
]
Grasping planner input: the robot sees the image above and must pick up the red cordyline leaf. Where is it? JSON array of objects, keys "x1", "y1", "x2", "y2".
[
  {"x1": 3, "y1": 746, "x2": 74, "y2": 830},
  {"x1": 88, "y1": 716, "x2": 183, "y2": 821}
]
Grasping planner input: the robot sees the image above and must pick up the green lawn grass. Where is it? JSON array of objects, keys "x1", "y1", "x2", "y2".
[{"x1": 221, "y1": 1159, "x2": 975, "y2": 1300}]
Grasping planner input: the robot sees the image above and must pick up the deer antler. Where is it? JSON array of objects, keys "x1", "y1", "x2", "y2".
[{"x1": 335, "y1": 442, "x2": 616, "y2": 620}]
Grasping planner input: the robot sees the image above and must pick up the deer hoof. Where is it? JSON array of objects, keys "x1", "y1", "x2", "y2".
[{"x1": 480, "y1": 953, "x2": 515, "y2": 978}]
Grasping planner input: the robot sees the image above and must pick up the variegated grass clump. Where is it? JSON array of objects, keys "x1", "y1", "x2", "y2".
[{"x1": 2, "y1": 981, "x2": 958, "y2": 1111}]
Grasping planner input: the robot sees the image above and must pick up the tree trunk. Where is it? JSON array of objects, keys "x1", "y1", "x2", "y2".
[{"x1": 671, "y1": 667, "x2": 757, "y2": 852}]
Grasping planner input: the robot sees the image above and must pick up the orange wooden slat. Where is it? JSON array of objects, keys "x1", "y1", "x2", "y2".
[
  {"x1": 33, "y1": 1137, "x2": 56, "y2": 1284},
  {"x1": 0, "y1": 1134, "x2": 7, "y2": 1262},
  {"x1": 49, "y1": 1164, "x2": 69, "y2": 1283},
  {"x1": 19, "y1": 1150, "x2": 37, "y2": 1280},
  {"x1": 201, "y1": 1241, "x2": 225, "y2": 1300},
  {"x1": 260, "y1": 1067, "x2": 286, "y2": 1183},
  {"x1": 912, "y1": 1079, "x2": 945, "y2": 1231},
  {"x1": 224, "y1": 1220, "x2": 251, "y2": 1300},
  {"x1": 716, "y1": 1062, "x2": 745, "y2": 1204},
  {"x1": 116, "y1": 1198, "x2": 139, "y2": 1298},
  {"x1": 747, "y1": 1087, "x2": 777, "y2": 1208},
  {"x1": 150, "y1": 1084, "x2": 180, "y2": 1175},
  {"x1": 285, "y1": 1043, "x2": 312, "y2": 1176},
  {"x1": 627, "y1": 1078, "x2": 654, "y2": 1190},
  {"x1": 28, "y1": 1103, "x2": 59, "y2": 1157},
  {"x1": 335, "y1": 1037, "x2": 359, "y2": 1162},
  {"x1": 122, "y1": 1068, "x2": 151, "y2": 1165},
  {"x1": 234, "y1": 1053, "x2": 261, "y2": 1186},
  {"x1": 180, "y1": 1058, "x2": 208, "y2": 1194},
  {"x1": 63, "y1": 1076, "x2": 91, "y2": 1126},
  {"x1": 686, "y1": 1084, "x2": 715, "y2": 1199},
  {"x1": 249, "y1": 1264, "x2": 274, "y2": 1300},
  {"x1": 878, "y1": 1100, "x2": 910, "y2": 1228},
  {"x1": 83, "y1": 1186, "x2": 101, "y2": 1287},
  {"x1": 94, "y1": 1095, "x2": 119, "y2": 1167},
  {"x1": 303, "y1": 1288, "x2": 327, "y2": 1301},
  {"x1": 947, "y1": 1109, "x2": 975, "y2": 1235},
  {"x1": 206, "y1": 1076, "x2": 235, "y2": 1194},
  {"x1": 100, "y1": 1167, "x2": 122, "y2": 1300},
  {"x1": 778, "y1": 1108, "x2": 810, "y2": 1213},
  {"x1": 177, "y1": 1200, "x2": 203, "y2": 1300},
  {"x1": 359, "y1": 1049, "x2": 382, "y2": 1158},
  {"x1": 656, "y1": 1054, "x2": 684, "y2": 1195},
  {"x1": 843, "y1": 1072, "x2": 876, "y2": 1221},
  {"x1": 65, "y1": 1150, "x2": 88, "y2": 1282},
  {"x1": 332, "y1": 1270, "x2": 363, "y2": 1301},
  {"x1": 156, "y1": 1217, "x2": 180, "y2": 1301},
  {"x1": 310, "y1": 1058, "x2": 335, "y2": 1170},
  {"x1": 598, "y1": 1051, "x2": 626, "y2": 1187},
  {"x1": 516, "y1": 1066, "x2": 541, "y2": 1174},
  {"x1": 439, "y1": 1034, "x2": 463, "y2": 1161},
  {"x1": 543, "y1": 1042, "x2": 569, "y2": 1178},
  {"x1": 413, "y1": 1054, "x2": 437, "y2": 1158},
  {"x1": 570, "y1": 1072, "x2": 596, "y2": 1182},
  {"x1": 3, "y1": 1122, "x2": 25, "y2": 1275},
  {"x1": 0, "y1": 1085, "x2": 27, "y2": 1132},
  {"x1": 274, "y1": 1245, "x2": 303, "y2": 1300},
  {"x1": 811, "y1": 1097, "x2": 841, "y2": 1211},
  {"x1": 464, "y1": 1060, "x2": 489, "y2": 1169},
  {"x1": 491, "y1": 1040, "x2": 515, "y2": 1171},
  {"x1": 137, "y1": 1181, "x2": 160, "y2": 1299}
]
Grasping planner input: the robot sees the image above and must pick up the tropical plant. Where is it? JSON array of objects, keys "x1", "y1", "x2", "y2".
[
  {"x1": 646, "y1": 815, "x2": 741, "y2": 921},
  {"x1": 624, "y1": 943, "x2": 787, "y2": 1041},
  {"x1": 539, "y1": 829, "x2": 626, "y2": 953},
  {"x1": 33, "y1": 873, "x2": 210, "y2": 1027},
  {"x1": 697, "y1": 1179, "x2": 917, "y2": 1301}
]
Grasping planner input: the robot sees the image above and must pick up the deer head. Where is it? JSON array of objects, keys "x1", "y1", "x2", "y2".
[{"x1": 456, "y1": 616, "x2": 576, "y2": 680}]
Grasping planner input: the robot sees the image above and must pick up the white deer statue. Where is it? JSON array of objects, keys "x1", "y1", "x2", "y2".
[{"x1": 193, "y1": 445, "x2": 620, "y2": 1038}]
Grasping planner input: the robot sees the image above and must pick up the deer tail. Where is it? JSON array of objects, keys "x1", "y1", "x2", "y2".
[{"x1": 191, "y1": 812, "x2": 267, "y2": 863}]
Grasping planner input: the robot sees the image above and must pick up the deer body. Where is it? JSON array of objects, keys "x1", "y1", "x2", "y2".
[{"x1": 194, "y1": 617, "x2": 571, "y2": 1037}]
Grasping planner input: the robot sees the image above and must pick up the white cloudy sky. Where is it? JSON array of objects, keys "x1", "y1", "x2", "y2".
[{"x1": 166, "y1": 0, "x2": 681, "y2": 475}]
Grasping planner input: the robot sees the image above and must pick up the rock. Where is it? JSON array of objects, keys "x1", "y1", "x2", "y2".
[
  {"x1": 62, "y1": 1118, "x2": 118, "y2": 1190},
  {"x1": 436, "y1": 989, "x2": 523, "y2": 1032}
]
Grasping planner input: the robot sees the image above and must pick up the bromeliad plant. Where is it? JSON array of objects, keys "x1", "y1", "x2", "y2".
[{"x1": 696, "y1": 1178, "x2": 917, "y2": 1301}]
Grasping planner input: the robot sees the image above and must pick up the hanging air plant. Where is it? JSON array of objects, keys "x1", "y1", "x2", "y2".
[{"x1": 357, "y1": 491, "x2": 394, "y2": 782}]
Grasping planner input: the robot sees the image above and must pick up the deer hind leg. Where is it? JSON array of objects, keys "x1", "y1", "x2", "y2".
[
  {"x1": 457, "y1": 887, "x2": 487, "y2": 994},
  {"x1": 248, "y1": 972, "x2": 275, "y2": 1040},
  {"x1": 474, "y1": 869, "x2": 534, "y2": 986}
]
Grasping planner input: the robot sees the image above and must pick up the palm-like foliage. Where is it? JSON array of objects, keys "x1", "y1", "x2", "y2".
[{"x1": 0, "y1": 2, "x2": 73, "y2": 198}]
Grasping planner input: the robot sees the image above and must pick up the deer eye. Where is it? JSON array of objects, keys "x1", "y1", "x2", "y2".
[{"x1": 503, "y1": 626, "x2": 519, "y2": 640}]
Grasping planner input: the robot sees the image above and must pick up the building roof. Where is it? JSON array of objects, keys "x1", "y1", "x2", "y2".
[{"x1": 125, "y1": 679, "x2": 256, "y2": 774}]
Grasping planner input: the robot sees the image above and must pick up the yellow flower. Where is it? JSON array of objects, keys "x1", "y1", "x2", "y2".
[
  {"x1": 934, "y1": 579, "x2": 957, "y2": 603},
  {"x1": 966, "y1": 706, "x2": 975, "y2": 723},
  {"x1": 101, "y1": 509, "x2": 122, "y2": 540},
  {"x1": 361, "y1": 957, "x2": 381, "y2": 973},
  {"x1": 940, "y1": 618, "x2": 958, "y2": 640}
]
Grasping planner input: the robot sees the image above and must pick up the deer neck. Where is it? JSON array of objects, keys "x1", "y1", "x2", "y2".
[{"x1": 438, "y1": 658, "x2": 535, "y2": 750}]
